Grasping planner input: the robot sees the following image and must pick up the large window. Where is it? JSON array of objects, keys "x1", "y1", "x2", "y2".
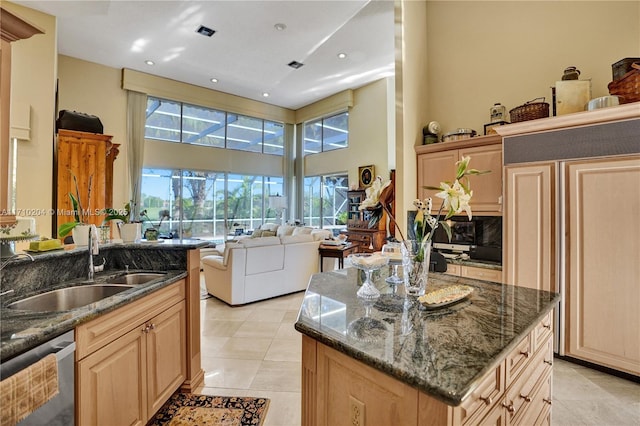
[
  {"x1": 303, "y1": 111, "x2": 349, "y2": 155},
  {"x1": 145, "y1": 97, "x2": 284, "y2": 156},
  {"x1": 141, "y1": 168, "x2": 283, "y2": 242},
  {"x1": 303, "y1": 174, "x2": 348, "y2": 234}
]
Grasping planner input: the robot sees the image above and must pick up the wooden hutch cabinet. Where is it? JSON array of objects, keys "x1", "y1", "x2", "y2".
[
  {"x1": 56, "y1": 129, "x2": 119, "y2": 234},
  {"x1": 346, "y1": 189, "x2": 387, "y2": 252}
]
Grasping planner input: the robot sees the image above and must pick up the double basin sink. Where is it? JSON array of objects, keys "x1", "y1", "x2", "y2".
[{"x1": 6, "y1": 273, "x2": 166, "y2": 312}]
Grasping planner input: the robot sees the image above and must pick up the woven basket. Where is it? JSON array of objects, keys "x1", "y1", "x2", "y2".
[
  {"x1": 509, "y1": 97, "x2": 550, "y2": 123},
  {"x1": 608, "y1": 62, "x2": 640, "y2": 104}
]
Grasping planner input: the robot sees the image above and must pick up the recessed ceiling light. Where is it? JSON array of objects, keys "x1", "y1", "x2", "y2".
[
  {"x1": 196, "y1": 25, "x2": 216, "y2": 37},
  {"x1": 288, "y1": 60, "x2": 304, "y2": 69},
  {"x1": 210, "y1": 78, "x2": 218, "y2": 83},
  {"x1": 145, "y1": 60, "x2": 155, "y2": 66},
  {"x1": 337, "y1": 53, "x2": 347, "y2": 59},
  {"x1": 274, "y1": 23, "x2": 286, "y2": 31},
  {"x1": 262, "y1": 92, "x2": 270, "y2": 98}
]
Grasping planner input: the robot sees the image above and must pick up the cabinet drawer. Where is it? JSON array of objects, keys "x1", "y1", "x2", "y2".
[
  {"x1": 456, "y1": 362, "x2": 505, "y2": 425},
  {"x1": 76, "y1": 280, "x2": 185, "y2": 360},
  {"x1": 461, "y1": 265, "x2": 502, "y2": 283},
  {"x1": 506, "y1": 336, "x2": 553, "y2": 424},
  {"x1": 533, "y1": 311, "x2": 553, "y2": 352},
  {"x1": 505, "y1": 333, "x2": 532, "y2": 385},
  {"x1": 445, "y1": 263, "x2": 461, "y2": 276}
]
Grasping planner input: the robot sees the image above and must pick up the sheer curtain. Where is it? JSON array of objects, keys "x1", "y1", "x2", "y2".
[{"x1": 126, "y1": 90, "x2": 147, "y2": 219}]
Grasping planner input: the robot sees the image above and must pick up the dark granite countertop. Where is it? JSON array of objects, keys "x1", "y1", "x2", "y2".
[
  {"x1": 0, "y1": 270, "x2": 186, "y2": 360},
  {"x1": 0, "y1": 239, "x2": 207, "y2": 361},
  {"x1": 294, "y1": 269, "x2": 559, "y2": 406}
]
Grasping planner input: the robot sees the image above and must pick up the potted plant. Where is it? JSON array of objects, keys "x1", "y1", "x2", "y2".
[
  {"x1": 139, "y1": 209, "x2": 170, "y2": 241},
  {"x1": 102, "y1": 202, "x2": 141, "y2": 243},
  {"x1": 58, "y1": 172, "x2": 93, "y2": 245}
]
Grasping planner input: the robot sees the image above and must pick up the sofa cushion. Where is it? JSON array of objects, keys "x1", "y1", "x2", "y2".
[
  {"x1": 280, "y1": 234, "x2": 314, "y2": 244},
  {"x1": 250, "y1": 229, "x2": 264, "y2": 238},
  {"x1": 276, "y1": 225, "x2": 295, "y2": 237},
  {"x1": 292, "y1": 226, "x2": 313, "y2": 236},
  {"x1": 261, "y1": 230, "x2": 276, "y2": 237},
  {"x1": 239, "y1": 235, "x2": 281, "y2": 247}
]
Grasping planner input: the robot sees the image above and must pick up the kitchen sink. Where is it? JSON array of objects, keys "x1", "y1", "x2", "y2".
[
  {"x1": 106, "y1": 272, "x2": 166, "y2": 285},
  {"x1": 6, "y1": 284, "x2": 134, "y2": 312}
]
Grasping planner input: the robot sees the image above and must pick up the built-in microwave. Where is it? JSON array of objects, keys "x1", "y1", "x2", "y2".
[{"x1": 407, "y1": 212, "x2": 502, "y2": 263}]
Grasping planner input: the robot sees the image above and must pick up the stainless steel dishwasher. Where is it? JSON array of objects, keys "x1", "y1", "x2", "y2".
[{"x1": 0, "y1": 330, "x2": 75, "y2": 425}]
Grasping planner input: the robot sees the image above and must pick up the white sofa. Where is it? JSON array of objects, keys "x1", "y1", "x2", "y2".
[{"x1": 202, "y1": 228, "x2": 331, "y2": 305}]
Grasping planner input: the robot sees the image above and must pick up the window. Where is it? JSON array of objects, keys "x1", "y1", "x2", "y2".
[
  {"x1": 303, "y1": 174, "x2": 348, "y2": 233},
  {"x1": 141, "y1": 168, "x2": 284, "y2": 242},
  {"x1": 303, "y1": 111, "x2": 348, "y2": 155},
  {"x1": 145, "y1": 97, "x2": 284, "y2": 156}
]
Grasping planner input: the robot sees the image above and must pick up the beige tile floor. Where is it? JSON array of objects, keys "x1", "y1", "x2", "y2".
[{"x1": 196, "y1": 277, "x2": 640, "y2": 426}]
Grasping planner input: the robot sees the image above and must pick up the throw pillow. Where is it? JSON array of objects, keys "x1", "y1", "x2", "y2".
[
  {"x1": 262, "y1": 230, "x2": 276, "y2": 237},
  {"x1": 292, "y1": 226, "x2": 313, "y2": 236},
  {"x1": 250, "y1": 229, "x2": 264, "y2": 238},
  {"x1": 276, "y1": 225, "x2": 295, "y2": 237},
  {"x1": 260, "y1": 223, "x2": 279, "y2": 232}
]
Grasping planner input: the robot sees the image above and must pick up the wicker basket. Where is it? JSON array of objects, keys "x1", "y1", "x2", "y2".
[
  {"x1": 608, "y1": 62, "x2": 640, "y2": 104},
  {"x1": 509, "y1": 97, "x2": 550, "y2": 123}
]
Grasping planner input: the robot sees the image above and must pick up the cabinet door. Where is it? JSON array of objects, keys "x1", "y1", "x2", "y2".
[
  {"x1": 417, "y1": 150, "x2": 458, "y2": 202},
  {"x1": 147, "y1": 301, "x2": 187, "y2": 415},
  {"x1": 503, "y1": 163, "x2": 556, "y2": 293},
  {"x1": 77, "y1": 326, "x2": 147, "y2": 426},
  {"x1": 459, "y1": 144, "x2": 503, "y2": 213},
  {"x1": 566, "y1": 156, "x2": 640, "y2": 375}
]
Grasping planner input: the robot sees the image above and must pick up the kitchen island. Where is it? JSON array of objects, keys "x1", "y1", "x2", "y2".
[{"x1": 295, "y1": 268, "x2": 560, "y2": 425}]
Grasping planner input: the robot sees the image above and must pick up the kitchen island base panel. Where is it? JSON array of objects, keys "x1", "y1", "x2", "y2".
[{"x1": 302, "y1": 321, "x2": 553, "y2": 426}]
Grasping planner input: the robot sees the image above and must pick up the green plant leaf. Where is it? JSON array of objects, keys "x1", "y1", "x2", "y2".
[
  {"x1": 439, "y1": 221, "x2": 452, "y2": 242},
  {"x1": 69, "y1": 192, "x2": 80, "y2": 223},
  {"x1": 58, "y1": 221, "x2": 78, "y2": 238}
]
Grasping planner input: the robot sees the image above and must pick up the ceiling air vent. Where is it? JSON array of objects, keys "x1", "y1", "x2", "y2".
[
  {"x1": 288, "y1": 61, "x2": 304, "y2": 69},
  {"x1": 196, "y1": 25, "x2": 216, "y2": 37}
]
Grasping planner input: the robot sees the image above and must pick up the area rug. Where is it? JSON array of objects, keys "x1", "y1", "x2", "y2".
[{"x1": 148, "y1": 393, "x2": 270, "y2": 426}]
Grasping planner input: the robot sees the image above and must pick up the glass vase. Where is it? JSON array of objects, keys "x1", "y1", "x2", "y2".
[{"x1": 401, "y1": 239, "x2": 431, "y2": 296}]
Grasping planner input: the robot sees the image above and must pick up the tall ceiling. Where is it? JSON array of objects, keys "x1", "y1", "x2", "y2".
[{"x1": 13, "y1": 0, "x2": 396, "y2": 110}]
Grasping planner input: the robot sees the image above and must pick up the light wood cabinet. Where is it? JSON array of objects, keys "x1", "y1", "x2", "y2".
[
  {"x1": 444, "y1": 263, "x2": 503, "y2": 283},
  {"x1": 302, "y1": 318, "x2": 553, "y2": 426},
  {"x1": 416, "y1": 135, "x2": 503, "y2": 215},
  {"x1": 503, "y1": 163, "x2": 556, "y2": 292},
  {"x1": 565, "y1": 156, "x2": 640, "y2": 376},
  {"x1": 76, "y1": 280, "x2": 186, "y2": 425},
  {"x1": 56, "y1": 129, "x2": 119, "y2": 235}
]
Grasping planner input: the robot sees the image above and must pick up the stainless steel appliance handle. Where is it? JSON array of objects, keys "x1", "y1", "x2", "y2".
[{"x1": 54, "y1": 341, "x2": 76, "y2": 362}]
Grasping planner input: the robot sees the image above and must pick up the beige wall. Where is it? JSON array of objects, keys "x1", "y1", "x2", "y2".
[
  {"x1": 425, "y1": 1, "x2": 640, "y2": 136},
  {"x1": 57, "y1": 55, "x2": 129, "y2": 210},
  {"x1": 5, "y1": 2, "x2": 57, "y2": 237},
  {"x1": 304, "y1": 77, "x2": 393, "y2": 185}
]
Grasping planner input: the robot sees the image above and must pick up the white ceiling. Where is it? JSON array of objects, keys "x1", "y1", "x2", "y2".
[{"x1": 14, "y1": 0, "x2": 396, "y2": 110}]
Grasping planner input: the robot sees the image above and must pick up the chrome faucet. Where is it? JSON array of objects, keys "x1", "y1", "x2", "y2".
[
  {"x1": 88, "y1": 228, "x2": 95, "y2": 281},
  {"x1": 0, "y1": 252, "x2": 34, "y2": 271}
]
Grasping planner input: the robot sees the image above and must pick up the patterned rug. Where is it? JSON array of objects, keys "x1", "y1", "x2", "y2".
[{"x1": 148, "y1": 393, "x2": 270, "y2": 426}]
